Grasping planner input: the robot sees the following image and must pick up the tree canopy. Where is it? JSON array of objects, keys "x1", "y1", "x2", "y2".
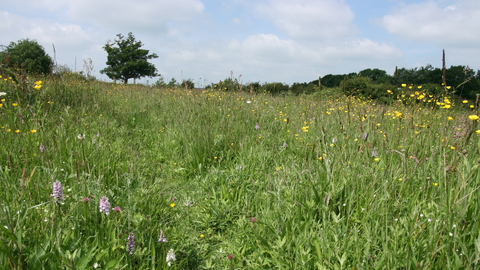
[
  {"x1": 100, "y1": 32, "x2": 158, "y2": 84},
  {"x1": 0, "y1": 39, "x2": 53, "y2": 75}
]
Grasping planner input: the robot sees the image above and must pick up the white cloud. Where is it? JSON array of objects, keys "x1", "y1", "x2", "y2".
[
  {"x1": 381, "y1": 0, "x2": 480, "y2": 47},
  {"x1": 64, "y1": 0, "x2": 205, "y2": 34},
  {"x1": 254, "y1": 0, "x2": 358, "y2": 40}
]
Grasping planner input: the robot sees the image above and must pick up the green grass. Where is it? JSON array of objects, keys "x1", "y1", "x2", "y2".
[{"x1": 1, "y1": 74, "x2": 480, "y2": 269}]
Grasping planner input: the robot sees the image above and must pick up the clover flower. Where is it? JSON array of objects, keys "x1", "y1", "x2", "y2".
[
  {"x1": 126, "y1": 233, "x2": 135, "y2": 255},
  {"x1": 51, "y1": 181, "x2": 63, "y2": 203},
  {"x1": 166, "y1": 249, "x2": 176, "y2": 266},
  {"x1": 99, "y1": 196, "x2": 111, "y2": 215}
]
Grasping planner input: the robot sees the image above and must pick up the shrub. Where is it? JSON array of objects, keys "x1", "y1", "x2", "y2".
[{"x1": 0, "y1": 39, "x2": 53, "y2": 75}]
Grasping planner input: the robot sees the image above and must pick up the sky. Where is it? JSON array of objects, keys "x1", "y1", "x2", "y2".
[{"x1": 2, "y1": 0, "x2": 480, "y2": 86}]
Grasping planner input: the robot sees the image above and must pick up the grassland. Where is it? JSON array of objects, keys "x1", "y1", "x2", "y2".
[{"x1": 1, "y1": 74, "x2": 480, "y2": 269}]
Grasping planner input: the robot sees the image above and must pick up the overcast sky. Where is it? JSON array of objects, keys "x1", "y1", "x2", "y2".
[{"x1": 2, "y1": 0, "x2": 479, "y2": 86}]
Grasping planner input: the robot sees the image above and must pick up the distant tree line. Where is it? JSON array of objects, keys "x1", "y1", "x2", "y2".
[
  {"x1": 198, "y1": 65, "x2": 479, "y2": 100},
  {"x1": 313, "y1": 65, "x2": 479, "y2": 99}
]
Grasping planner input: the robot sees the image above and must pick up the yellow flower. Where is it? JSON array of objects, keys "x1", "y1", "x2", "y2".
[
  {"x1": 432, "y1": 183, "x2": 439, "y2": 186},
  {"x1": 462, "y1": 100, "x2": 469, "y2": 103},
  {"x1": 200, "y1": 234, "x2": 205, "y2": 238},
  {"x1": 30, "y1": 129, "x2": 37, "y2": 133},
  {"x1": 15, "y1": 129, "x2": 20, "y2": 133},
  {"x1": 6, "y1": 129, "x2": 11, "y2": 132},
  {"x1": 447, "y1": 117, "x2": 453, "y2": 120},
  {"x1": 374, "y1": 158, "x2": 380, "y2": 162},
  {"x1": 401, "y1": 83, "x2": 407, "y2": 87},
  {"x1": 33, "y1": 84, "x2": 42, "y2": 90},
  {"x1": 446, "y1": 86, "x2": 452, "y2": 89},
  {"x1": 470, "y1": 105, "x2": 475, "y2": 108},
  {"x1": 170, "y1": 203, "x2": 175, "y2": 207},
  {"x1": 450, "y1": 146, "x2": 455, "y2": 150},
  {"x1": 476, "y1": 130, "x2": 480, "y2": 134},
  {"x1": 468, "y1": 115, "x2": 479, "y2": 120},
  {"x1": 12, "y1": 103, "x2": 18, "y2": 106},
  {"x1": 417, "y1": 86, "x2": 423, "y2": 89}
]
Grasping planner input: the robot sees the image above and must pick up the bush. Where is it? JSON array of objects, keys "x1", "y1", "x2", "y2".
[
  {"x1": 0, "y1": 39, "x2": 53, "y2": 75},
  {"x1": 340, "y1": 76, "x2": 373, "y2": 96}
]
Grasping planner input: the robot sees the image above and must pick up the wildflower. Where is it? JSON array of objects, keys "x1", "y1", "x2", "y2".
[
  {"x1": 433, "y1": 183, "x2": 439, "y2": 186},
  {"x1": 39, "y1": 144, "x2": 45, "y2": 152},
  {"x1": 170, "y1": 203, "x2": 175, "y2": 207},
  {"x1": 463, "y1": 100, "x2": 469, "y2": 104},
  {"x1": 282, "y1": 142, "x2": 287, "y2": 148},
  {"x1": 199, "y1": 234, "x2": 205, "y2": 238},
  {"x1": 99, "y1": 196, "x2": 111, "y2": 215},
  {"x1": 51, "y1": 181, "x2": 63, "y2": 203},
  {"x1": 476, "y1": 130, "x2": 480, "y2": 134},
  {"x1": 372, "y1": 148, "x2": 378, "y2": 157},
  {"x1": 166, "y1": 249, "x2": 176, "y2": 266},
  {"x1": 158, "y1": 230, "x2": 167, "y2": 242},
  {"x1": 12, "y1": 103, "x2": 18, "y2": 106},
  {"x1": 362, "y1": 131, "x2": 368, "y2": 141},
  {"x1": 126, "y1": 233, "x2": 135, "y2": 255},
  {"x1": 83, "y1": 197, "x2": 90, "y2": 202},
  {"x1": 374, "y1": 158, "x2": 380, "y2": 162},
  {"x1": 251, "y1": 217, "x2": 257, "y2": 223},
  {"x1": 228, "y1": 254, "x2": 234, "y2": 260},
  {"x1": 401, "y1": 84, "x2": 407, "y2": 87},
  {"x1": 77, "y1": 133, "x2": 85, "y2": 140},
  {"x1": 0, "y1": 92, "x2": 6, "y2": 96},
  {"x1": 93, "y1": 262, "x2": 100, "y2": 269},
  {"x1": 113, "y1": 206, "x2": 121, "y2": 212},
  {"x1": 468, "y1": 115, "x2": 479, "y2": 121},
  {"x1": 255, "y1": 123, "x2": 260, "y2": 130},
  {"x1": 30, "y1": 129, "x2": 37, "y2": 133},
  {"x1": 447, "y1": 117, "x2": 453, "y2": 120}
]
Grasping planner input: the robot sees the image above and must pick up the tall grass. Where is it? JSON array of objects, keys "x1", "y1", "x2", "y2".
[{"x1": 1, "y1": 73, "x2": 479, "y2": 269}]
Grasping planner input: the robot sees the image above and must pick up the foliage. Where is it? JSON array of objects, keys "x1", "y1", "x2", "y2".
[
  {"x1": 1, "y1": 74, "x2": 480, "y2": 269},
  {"x1": 100, "y1": 32, "x2": 158, "y2": 84},
  {"x1": 0, "y1": 39, "x2": 53, "y2": 75},
  {"x1": 181, "y1": 79, "x2": 195, "y2": 89}
]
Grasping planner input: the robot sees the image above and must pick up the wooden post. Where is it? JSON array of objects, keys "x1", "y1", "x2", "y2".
[{"x1": 318, "y1": 75, "x2": 322, "y2": 91}]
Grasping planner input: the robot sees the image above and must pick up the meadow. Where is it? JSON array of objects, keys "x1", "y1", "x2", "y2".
[{"x1": 1, "y1": 74, "x2": 480, "y2": 269}]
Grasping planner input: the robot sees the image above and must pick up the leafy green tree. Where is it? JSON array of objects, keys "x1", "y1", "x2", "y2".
[
  {"x1": 0, "y1": 39, "x2": 53, "y2": 75},
  {"x1": 100, "y1": 32, "x2": 158, "y2": 84},
  {"x1": 358, "y1": 68, "x2": 391, "y2": 83}
]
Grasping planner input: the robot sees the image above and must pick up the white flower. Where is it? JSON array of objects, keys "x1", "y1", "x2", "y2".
[
  {"x1": 246, "y1": 100, "x2": 252, "y2": 104},
  {"x1": 166, "y1": 249, "x2": 176, "y2": 266},
  {"x1": 0, "y1": 92, "x2": 6, "y2": 96},
  {"x1": 93, "y1": 263, "x2": 100, "y2": 269}
]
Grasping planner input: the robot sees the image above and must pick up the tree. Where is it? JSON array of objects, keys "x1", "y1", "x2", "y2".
[
  {"x1": 100, "y1": 32, "x2": 158, "y2": 84},
  {"x1": 0, "y1": 39, "x2": 53, "y2": 75}
]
